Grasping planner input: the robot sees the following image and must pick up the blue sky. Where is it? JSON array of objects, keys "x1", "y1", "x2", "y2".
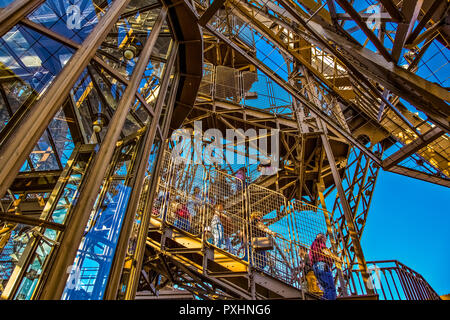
[{"x1": 362, "y1": 171, "x2": 450, "y2": 296}]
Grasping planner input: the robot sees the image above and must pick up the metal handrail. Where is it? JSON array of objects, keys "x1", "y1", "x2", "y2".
[
  {"x1": 350, "y1": 260, "x2": 440, "y2": 300},
  {"x1": 151, "y1": 151, "x2": 347, "y2": 295},
  {"x1": 150, "y1": 151, "x2": 439, "y2": 300}
]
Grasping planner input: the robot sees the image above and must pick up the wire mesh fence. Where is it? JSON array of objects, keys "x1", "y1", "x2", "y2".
[
  {"x1": 149, "y1": 151, "x2": 348, "y2": 298},
  {"x1": 149, "y1": 151, "x2": 441, "y2": 299},
  {"x1": 205, "y1": 168, "x2": 247, "y2": 257}
]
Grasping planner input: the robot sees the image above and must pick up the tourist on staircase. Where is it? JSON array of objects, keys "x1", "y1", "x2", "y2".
[
  {"x1": 298, "y1": 246, "x2": 323, "y2": 297},
  {"x1": 187, "y1": 186, "x2": 206, "y2": 235},
  {"x1": 310, "y1": 233, "x2": 337, "y2": 300},
  {"x1": 210, "y1": 203, "x2": 231, "y2": 251},
  {"x1": 234, "y1": 167, "x2": 248, "y2": 192},
  {"x1": 173, "y1": 198, "x2": 191, "y2": 232},
  {"x1": 248, "y1": 212, "x2": 278, "y2": 270}
]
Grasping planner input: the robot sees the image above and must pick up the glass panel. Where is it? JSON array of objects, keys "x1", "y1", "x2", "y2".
[
  {"x1": 62, "y1": 138, "x2": 139, "y2": 300},
  {"x1": 0, "y1": 25, "x2": 74, "y2": 132},
  {"x1": 14, "y1": 228, "x2": 60, "y2": 300},
  {"x1": 27, "y1": 0, "x2": 114, "y2": 44},
  {"x1": 158, "y1": 64, "x2": 175, "y2": 127},
  {"x1": 0, "y1": 78, "x2": 38, "y2": 130},
  {"x1": 0, "y1": 25, "x2": 73, "y2": 94},
  {"x1": 0, "y1": 224, "x2": 34, "y2": 295},
  {"x1": 50, "y1": 151, "x2": 92, "y2": 225},
  {"x1": 138, "y1": 58, "x2": 164, "y2": 105},
  {"x1": 131, "y1": 98, "x2": 151, "y2": 125},
  {"x1": 28, "y1": 130, "x2": 61, "y2": 171},
  {"x1": 122, "y1": 98, "x2": 151, "y2": 137},
  {"x1": 1, "y1": 147, "x2": 93, "y2": 299},
  {"x1": 152, "y1": 20, "x2": 172, "y2": 60},
  {"x1": 96, "y1": 3, "x2": 161, "y2": 80},
  {"x1": 70, "y1": 66, "x2": 125, "y2": 143},
  {"x1": 21, "y1": 108, "x2": 73, "y2": 172},
  {"x1": 48, "y1": 109, "x2": 74, "y2": 167}
]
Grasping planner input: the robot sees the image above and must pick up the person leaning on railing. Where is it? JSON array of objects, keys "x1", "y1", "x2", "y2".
[
  {"x1": 249, "y1": 212, "x2": 278, "y2": 270},
  {"x1": 210, "y1": 203, "x2": 231, "y2": 251},
  {"x1": 235, "y1": 212, "x2": 278, "y2": 266},
  {"x1": 187, "y1": 186, "x2": 206, "y2": 235},
  {"x1": 310, "y1": 233, "x2": 339, "y2": 300}
]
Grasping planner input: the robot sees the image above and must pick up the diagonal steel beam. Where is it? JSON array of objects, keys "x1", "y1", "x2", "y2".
[
  {"x1": 383, "y1": 127, "x2": 445, "y2": 170},
  {"x1": 405, "y1": 14, "x2": 448, "y2": 49},
  {"x1": 335, "y1": 0, "x2": 393, "y2": 62},
  {"x1": 318, "y1": 119, "x2": 375, "y2": 295},
  {"x1": 379, "y1": 0, "x2": 405, "y2": 22},
  {"x1": 387, "y1": 165, "x2": 450, "y2": 188},
  {"x1": 198, "y1": 0, "x2": 227, "y2": 26},
  {"x1": 199, "y1": 21, "x2": 382, "y2": 166}
]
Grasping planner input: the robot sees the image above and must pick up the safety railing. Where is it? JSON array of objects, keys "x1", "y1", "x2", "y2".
[
  {"x1": 350, "y1": 260, "x2": 441, "y2": 300},
  {"x1": 150, "y1": 151, "x2": 347, "y2": 299},
  {"x1": 149, "y1": 151, "x2": 443, "y2": 301},
  {"x1": 198, "y1": 62, "x2": 292, "y2": 115}
]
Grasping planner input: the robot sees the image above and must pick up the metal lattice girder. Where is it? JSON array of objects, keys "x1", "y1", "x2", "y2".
[
  {"x1": 383, "y1": 127, "x2": 445, "y2": 170},
  {"x1": 273, "y1": 0, "x2": 449, "y2": 130},
  {"x1": 193, "y1": 0, "x2": 449, "y2": 186},
  {"x1": 184, "y1": 97, "x2": 352, "y2": 203},
  {"x1": 309, "y1": 22, "x2": 450, "y2": 131},
  {"x1": 229, "y1": 0, "x2": 446, "y2": 134},
  {"x1": 331, "y1": 144, "x2": 383, "y2": 250}
]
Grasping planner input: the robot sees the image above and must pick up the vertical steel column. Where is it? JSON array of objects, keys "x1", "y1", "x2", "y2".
[
  {"x1": 0, "y1": 0, "x2": 132, "y2": 199},
  {"x1": 38, "y1": 7, "x2": 168, "y2": 300},
  {"x1": 318, "y1": 119, "x2": 375, "y2": 295},
  {"x1": 123, "y1": 73, "x2": 181, "y2": 300},
  {"x1": 201, "y1": 165, "x2": 210, "y2": 276},
  {"x1": 317, "y1": 182, "x2": 348, "y2": 296},
  {"x1": 104, "y1": 40, "x2": 178, "y2": 299},
  {"x1": 245, "y1": 186, "x2": 256, "y2": 300}
]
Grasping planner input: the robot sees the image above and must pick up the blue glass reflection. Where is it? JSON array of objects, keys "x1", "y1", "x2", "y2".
[
  {"x1": 28, "y1": 0, "x2": 107, "y2": 44},
  {"x1": 0, "y1": 25, "x2": 74, "y2": 94},
  {"x1": 62, "y1": 183, "x2": 131, "y2": 300}
]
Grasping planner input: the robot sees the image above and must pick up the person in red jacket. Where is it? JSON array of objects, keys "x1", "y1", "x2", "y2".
[
  {"x1": 310, "y1": 233, "x2": 337, "y2": 300},
  {"x1": 174, "y1": 201, "x2": 191, "y2": 232}
]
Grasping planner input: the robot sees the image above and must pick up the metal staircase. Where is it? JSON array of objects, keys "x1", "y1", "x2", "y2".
[
  {"x1": 136, "y1": 151, "x2": 348, "y2": 300},
  {"x1": 133, "y1": 150, "x2": 441, "y2": 300}
]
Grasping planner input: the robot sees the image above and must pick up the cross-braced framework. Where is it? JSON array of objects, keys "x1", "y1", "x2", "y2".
[{"x1": 0, "y1": 0, "x2": 447, "y2": 300}]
